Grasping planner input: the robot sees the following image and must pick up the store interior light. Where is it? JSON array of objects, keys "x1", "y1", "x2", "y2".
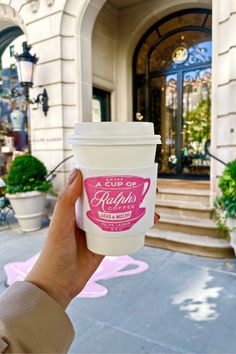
[{"x1": 13, "y1": 42, "x2": 49, "y2": 116}]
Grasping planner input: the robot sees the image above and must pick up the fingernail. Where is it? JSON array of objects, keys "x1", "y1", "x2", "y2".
[{"x1": 68, "y1": 168, "x2": 78, "y2": 185}]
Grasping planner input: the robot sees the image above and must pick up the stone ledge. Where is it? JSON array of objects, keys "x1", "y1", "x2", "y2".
[
  {"x1": 145, "y1": 229, "x2": 234, "y2": 259},
  {"x1": 158, "y1": 188, "x2": 210, "y2": 196},
  {"x1": 157, "y1": 179, "x2": 210, "y2": 190},
  {"x1": 146, "y1": 228, "x2": 228, "y2": 247},
  {"x1": 154, "y1": 213, "x2": 219, "y2": 238},
  {"x1": 156, "y1": 199, "x2": 211, "y2": 211}
]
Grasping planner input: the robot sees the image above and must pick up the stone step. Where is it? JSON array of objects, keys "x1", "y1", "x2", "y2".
[
  {"x1": 157, "y1": 178, "x2": 210, "y2": 190},
  {"x1": 145, "y1": 228, "x2": 234, "y2": 259},
  {"x1": 155, "y1": 213, "x2": 219, "y2": 237},
  {"x1": 156, "y1": 199, "x2": 213, "y2": 219},
  {"x1": 158, "y1": 188, "x2": 210, "y2": 203}
]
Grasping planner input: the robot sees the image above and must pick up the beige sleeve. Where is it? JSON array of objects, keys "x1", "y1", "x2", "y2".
[{"x1": 0, "y1": 281, "x2": 75, "y2": 353}]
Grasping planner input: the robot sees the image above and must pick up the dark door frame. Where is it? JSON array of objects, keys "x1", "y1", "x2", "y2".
[
  {"x1": 133, "y1": 8, "x2": 212, "y2": 180},
  {"x1": 93, "y1": 87, "x2": 111, "y2": 121},
  {"x1": 0, "y1": 27, "x2": 23, "y2": 59},
  {"x1": 149, "y1": 64, "x2": 211, "y2": 177}
]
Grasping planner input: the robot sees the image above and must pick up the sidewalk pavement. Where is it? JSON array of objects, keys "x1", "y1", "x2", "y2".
[{"x1": 1, "y1": 220, "x2": 236, "y2": 354}]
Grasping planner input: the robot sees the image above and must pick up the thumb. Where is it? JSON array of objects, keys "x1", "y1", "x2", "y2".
[
  {"x1": 49, "y1": 169, "x2": 82, "y2": 232},
  {"x1": 60, "y1": 168, "x2": 83, "y2": 206}
]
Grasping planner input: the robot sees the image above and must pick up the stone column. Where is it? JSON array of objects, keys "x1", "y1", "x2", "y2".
[
  {"x1": 211, "y1": 0, "x2": 236, "y2": 204},
  {"x1": 20, "y1": 1, "x2": 76, "y2": 190}
]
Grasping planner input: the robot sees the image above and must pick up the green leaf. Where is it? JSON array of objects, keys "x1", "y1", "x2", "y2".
[{"x1": 6, "y1": 155, "x2": 52, "y2": 194}]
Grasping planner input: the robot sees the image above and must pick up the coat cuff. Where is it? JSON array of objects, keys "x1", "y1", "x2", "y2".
[{"x1": 0, "y1": 281, "x2": 75, "y2": 353}]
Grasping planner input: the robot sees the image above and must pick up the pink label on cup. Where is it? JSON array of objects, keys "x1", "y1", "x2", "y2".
[{"x1": 84, "y1": 175, "x2": 150, "y2": 232}]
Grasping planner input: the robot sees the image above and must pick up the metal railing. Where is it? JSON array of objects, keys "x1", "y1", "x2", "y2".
[
  {"x1": 204, "y1": 139, "x2": 227, "y2": 166},
  {"x1": 46, "y1": 155, "x2": 73, "y2": 181}
]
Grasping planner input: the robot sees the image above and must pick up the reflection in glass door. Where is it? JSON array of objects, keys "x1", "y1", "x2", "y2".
[
  {"x1": 151, "y1": 74, "x2": 178, "y2": 175},
  {"x1": 182, "y1": 68, "x2": 211, "y2": 175},
  {"x1": 150, "y1": 68, "x2": 211, "y2": 176}
]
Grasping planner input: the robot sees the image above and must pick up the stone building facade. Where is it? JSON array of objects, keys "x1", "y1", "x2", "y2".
[{"x1": 0, "y1": 0, "x2": 235, "y2": 202}]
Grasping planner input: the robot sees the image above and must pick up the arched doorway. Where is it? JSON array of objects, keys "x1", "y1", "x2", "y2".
[{"x1": 133, "y1": 8, "x2": 212, "y2": 179}]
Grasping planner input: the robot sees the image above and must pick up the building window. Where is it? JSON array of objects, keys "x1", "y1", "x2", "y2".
[
  {"x1": 92, "y1": 88, "x2": 111, "y2": 122},
  {"x1": 9, "y1": 45, "x2": 15, "y2": 57}
]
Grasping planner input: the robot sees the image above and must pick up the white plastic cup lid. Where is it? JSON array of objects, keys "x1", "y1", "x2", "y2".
[{"x1": 68, "y1": 122, "x2": 161, "y2": 146}]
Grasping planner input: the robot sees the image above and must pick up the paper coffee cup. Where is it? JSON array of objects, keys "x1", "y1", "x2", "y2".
[{"x1": 68, "y1": 122, "x2": 161, "y2": 256}]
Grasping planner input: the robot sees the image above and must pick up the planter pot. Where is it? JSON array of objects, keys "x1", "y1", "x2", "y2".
[
  {"x1": 227, "y1": 218, "x2": 236, "y2": 256},
  {"x1": 6, "y1": 191, "x2": 46, "y2": 232}
]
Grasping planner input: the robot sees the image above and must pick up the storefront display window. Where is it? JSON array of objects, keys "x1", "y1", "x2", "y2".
[{"x1": 0, "y1": 34, "x2": 30, "y2": 176}]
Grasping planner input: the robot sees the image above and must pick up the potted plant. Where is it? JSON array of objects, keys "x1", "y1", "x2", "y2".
[
  {"x1": 214, "y1": 159, "x2": 236, "y2": 253},
  {"x1": 5, "y1": 155, "x2": 52, "y2": 232}
]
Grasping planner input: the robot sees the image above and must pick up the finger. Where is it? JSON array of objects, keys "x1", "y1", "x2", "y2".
[
  {"x1": 154, "y1": 213, "x2": 160, "y2": 224},
  {"x1": 49, "y1": 169, "x2": 82, "y2": 233},
  {"x1": 56, "y1": 168, "x2": 82, "y2": 209},
  {"x1": 68, "y1": 168, "x2": 78, "y2": 185}
]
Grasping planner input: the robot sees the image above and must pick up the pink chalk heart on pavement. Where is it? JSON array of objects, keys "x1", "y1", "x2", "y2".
[{"x1": 4, "y1": 254, "x2": 149, "y2": 298}]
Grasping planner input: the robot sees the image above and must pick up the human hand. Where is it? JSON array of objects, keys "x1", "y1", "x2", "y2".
[
  {"x1": 26, "y1": 169, "x2": 104, "y2": 309},
  {"x1": 26, "y1": 169, "x2": 160, "y2": 310}
]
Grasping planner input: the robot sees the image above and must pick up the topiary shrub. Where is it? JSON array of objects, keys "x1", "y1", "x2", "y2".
[
  {"x1": 6, "y1": 155, "x2": 52, "y2": 194},
  {"x1": 214, "y1": 159, "x2": 236, "y2": 239},
  {"x1": 218, "y1": 160, "x2": 236, "y2": 205}
]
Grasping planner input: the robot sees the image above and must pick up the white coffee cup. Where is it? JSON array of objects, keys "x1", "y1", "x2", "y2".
[{"x1": 68, "y1": 122, "x2": 161, "y2": 256}]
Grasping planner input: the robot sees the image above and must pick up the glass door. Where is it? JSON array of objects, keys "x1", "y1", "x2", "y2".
[
  {"x1": 150, "y1": 74, "x2": 178, "y2": 175},
  {"x1": 181, "y1": 67, "x2": 211, "y2": 176},
  {"x1": 150, "y1": 67, "x2": 211, "y2": 177},
  {"x1": 133, "y1": 8, "x2": 212, "y2": 179}
]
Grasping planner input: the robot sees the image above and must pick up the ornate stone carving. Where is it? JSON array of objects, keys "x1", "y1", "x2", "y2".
[
  {"x1": 27, "y1": 0, "x2": 40, "y2": 13},
  {"x1": 46, "y1": 0, "x2": 55, "y2": 6},
  {"x1": 27, "y1": 0, "x2": 54, "y2": 13}
]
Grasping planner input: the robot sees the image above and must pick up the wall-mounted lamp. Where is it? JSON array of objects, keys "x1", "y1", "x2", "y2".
[{"x1": 12, "y1": 42, "x2": 49, "y2": 116}]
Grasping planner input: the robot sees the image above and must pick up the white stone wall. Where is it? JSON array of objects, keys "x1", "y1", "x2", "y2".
[
  {"x1": 26, "y1": 2, "x2": 76, "y2": 190},
  {"x1": 92, "y1": 3, "x2": 117, "y2": 120},
  {"x1": 211, "y1": 0, "x2": 236, "y2": 201},
  {"x1": 0, "y1": 0, "x2": 79, "y2": 190},
  {"x1": 92, "y1": 4, "x2": 117, "y2": 88},
  {"x1": 92, "y1": 0, "x2": 211, "y2": 122},
  {"x1": 0, "y1": 0, "x2": 106, "y2": 190}
]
